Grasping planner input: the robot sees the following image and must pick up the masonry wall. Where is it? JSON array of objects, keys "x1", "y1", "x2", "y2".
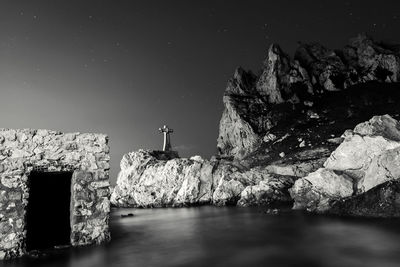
[{"x1": 0, "y1": 129, "x2": 111, "y2": 260}]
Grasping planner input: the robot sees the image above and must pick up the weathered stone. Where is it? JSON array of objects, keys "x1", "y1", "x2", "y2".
[
  {"x1": 7, "y1": 191, "x2": 21, "y2": 201},
  {"x1": 1, "y1": 175, "x2": 22, "y2": 188},
  {"x1": 91, "y1": 180, "x2": 110, "y2": 189}
]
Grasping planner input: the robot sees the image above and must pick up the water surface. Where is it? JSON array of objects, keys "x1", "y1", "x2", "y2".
[{"x1": 7, "y1": 206, "x2": 400, "y2": 267}]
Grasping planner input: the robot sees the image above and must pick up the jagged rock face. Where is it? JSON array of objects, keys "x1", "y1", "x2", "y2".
[
  {"x1": 256, "y1": 44, "x2": 312, "y2": 103},
  {"x1": 328, "y1": 180, "x2": 400, "y2": 218},
  {"x1": 217, "y1": 67, "x2": 278, "y2": 158},
  {"x1": 343, "y1": 34, "x2": 400, "y2": 83},
  {"x1": 290, "y1": 115, "x2": 400, "y2": 213},
  {"x1": 217, "y1": 35, "x2": 400, "y2": 160},
  {"x1": 111, "y1": 150, "x2": 299, "y2": 208},
  {"x1": 295, "y1": 42, "x2": 348, "y2": 91}
]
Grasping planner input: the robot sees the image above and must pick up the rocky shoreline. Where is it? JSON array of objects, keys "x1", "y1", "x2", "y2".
[{"x1": 112, "y1": 34, "x2": 400, "y2": 218}]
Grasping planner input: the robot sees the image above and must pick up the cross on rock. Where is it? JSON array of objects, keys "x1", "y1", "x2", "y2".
[{"x1": 159, "y1": 125, "x2": 173, "y2": 151}]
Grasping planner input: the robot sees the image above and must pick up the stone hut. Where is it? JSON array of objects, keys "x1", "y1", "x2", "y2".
[{"x1": 0, "y1": 129, "x2": 111, "y2": 260}]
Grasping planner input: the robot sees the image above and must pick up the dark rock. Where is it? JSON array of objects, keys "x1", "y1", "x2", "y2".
[
  {"x1": 328, "y1": 180, "x2": 400, "y2": 218},
  {"x1": 295, "y1": 42, "x2": 348, "y2": 91},
  {"x1": 120, "y1": 213, "x2": 134, "y2": 218}
]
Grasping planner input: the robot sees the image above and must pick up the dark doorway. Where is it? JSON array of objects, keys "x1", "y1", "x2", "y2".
[{"x1": 26, "y1": 171, "x2": 73, "y2": 251}]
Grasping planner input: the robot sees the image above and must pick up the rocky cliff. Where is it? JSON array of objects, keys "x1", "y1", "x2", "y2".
[
  {"x1": 217, "y1": 34, "x2": 400, "y2": 160},
  {"x1": 112, "y1": 34, "x2": 400, "y2": 215}
]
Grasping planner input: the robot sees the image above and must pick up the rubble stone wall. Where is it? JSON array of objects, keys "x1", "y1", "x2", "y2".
[{"x1": 0, "y1": 129, "x2": 111, "y2": 260}]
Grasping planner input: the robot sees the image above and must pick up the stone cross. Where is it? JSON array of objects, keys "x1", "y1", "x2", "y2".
[{"x1": 159, "y1": 125, "x2": 173, "y2": 151}]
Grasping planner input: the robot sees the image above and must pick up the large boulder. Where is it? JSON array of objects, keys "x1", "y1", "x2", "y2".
[
  {"x1": 289, "y1": 168, "x2": 353, "y2": 212},
  {"x1": 290, "y1": 115, "x2": 400, "y2": 213},
  {"x1": 359, "y1": 147, "x2": 400, "y2": 193}
]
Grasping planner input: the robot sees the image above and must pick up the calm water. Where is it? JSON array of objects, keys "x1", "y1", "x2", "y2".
[{"x1": 6, "y1": 206, "x2": 400, "y2": 267}]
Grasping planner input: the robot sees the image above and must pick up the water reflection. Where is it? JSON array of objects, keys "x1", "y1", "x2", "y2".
[{"x1": 6, "y1": 206, "x2": 400, "y2": 267}]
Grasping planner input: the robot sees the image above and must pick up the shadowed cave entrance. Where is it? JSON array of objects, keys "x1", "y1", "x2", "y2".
[{"x1": 26, "y1": 171, "x2": 73, "y2": 251}]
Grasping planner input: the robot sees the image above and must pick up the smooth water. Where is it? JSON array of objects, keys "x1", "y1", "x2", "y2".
[{"x1": 6, "y1": 206, "x2": 400, "y2": 267}]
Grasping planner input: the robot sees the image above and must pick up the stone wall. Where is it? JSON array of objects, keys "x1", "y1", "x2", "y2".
[{"x1": 0, "y1": 129, "x2": 111, "y2": 260}]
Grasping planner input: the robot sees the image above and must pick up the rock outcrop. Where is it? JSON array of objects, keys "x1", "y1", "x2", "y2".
[
  {"x1": 290, "y1": 115, "x2": 400, "y2": 213},
  {"x1": 111, "y1": 150, "x2": 297, "y2": 208},
  {"x1": 217, "y1": 34, "x2": 400, "y2": 160}
]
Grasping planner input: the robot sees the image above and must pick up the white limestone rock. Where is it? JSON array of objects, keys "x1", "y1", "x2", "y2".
[
  {"x1": 111, "y1": 150, "x2": 216, "y2": 207},
  {"x1": 237, "y1": 175, "x2": 295, "y2": 207},
  {"x1": 290, "y1": 115, "x2": 400, "y2": 212},
  {"x1": 111, "y1": 151, "x2": 297, "y2": 208},
  {"x1": 290, "y1": 168, "x2": 353, "y2": 212}
]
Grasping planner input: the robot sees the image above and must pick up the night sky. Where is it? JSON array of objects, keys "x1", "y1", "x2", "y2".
[{"x1": 1, "y1": 0, "x2": 399, "y2": 183}]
